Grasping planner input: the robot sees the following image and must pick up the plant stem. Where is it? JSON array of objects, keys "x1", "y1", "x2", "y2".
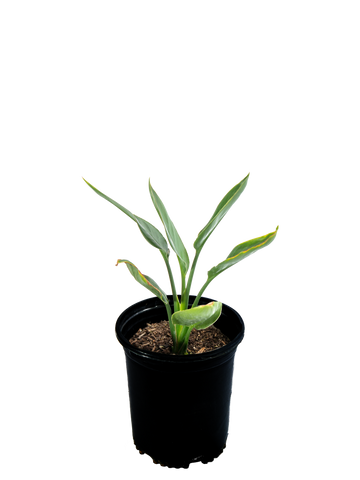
[
  {"x1": 191, "y1": 284, "x2": 207, "y2": 308},
  {"x1": 165, "y1": 302, "x2": 176, "y2": 343},
  {"x1": 181, "y1": 253, "x2": 199, "y2": 310},
  {"x1": 173, "y1": 325, "x2": 191, "y2": 354},
  {"x1": 161, "y1": 251, "x2": 180, "y2": 312}
]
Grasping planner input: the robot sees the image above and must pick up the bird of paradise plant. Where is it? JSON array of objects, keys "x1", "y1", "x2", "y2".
[{"x1": 83, "y1": 173, "x2": 278, "y2": 354}]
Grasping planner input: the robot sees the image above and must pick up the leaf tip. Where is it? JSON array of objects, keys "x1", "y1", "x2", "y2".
[
  {"x1": 79, "y1": 173, "x2": 88, "y2": 182},
  {"x1": 112, "y1": 257, "x2": 120, "y2": 270}
]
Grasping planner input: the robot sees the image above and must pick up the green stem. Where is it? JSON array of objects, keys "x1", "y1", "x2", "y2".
[
  {"x1": 173, "y1": 325, "x2": 191, "y2": 354},
  {"x1": 161, "y1": 251, "x2": 180, "y2": 312},
  {"x1": 181, "y1": 253, "x2": 199, "y2": 310},
  {"x1": 165, "y1": 302, "x2": 176, "y2": 343},
  {"x1": 161, "y1": 247, "x2": 208, "y2": 352},
  {"x1": 191, "y1": 283, "x2": 207, "y2": 308},
  {"x1": 161, "y1": 252, "x2": 185, "y2": 351}
]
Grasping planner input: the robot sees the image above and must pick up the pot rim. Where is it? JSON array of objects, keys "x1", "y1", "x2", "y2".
[{"x1": 115, "y1": 295, "x2": 245, "y2": 364}]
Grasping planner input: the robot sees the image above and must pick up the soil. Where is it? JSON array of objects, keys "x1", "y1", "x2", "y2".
[{"x1": 129, "y1": 320, "x2": 230, "y2": 355}]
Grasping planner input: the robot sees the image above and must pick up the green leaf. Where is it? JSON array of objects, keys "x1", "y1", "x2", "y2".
[
  {"x1": 116, "y1": 259, "x2": 169, "y2": 304},
  {"x1": 149, "y1": 179, "x2": 190, "y2": 275},
  {"x1": 193, "y1": 173, "x2": 250, "y2": 251},
  {"x1": 172, "y1": 301, "x2": 222, "y2": 330},
  {"x1": 83, "y1": 178, "x2": 169, "y2": 255},
  {"x1": 194, "y1": 222, "x2": 282, "y2": 296}
]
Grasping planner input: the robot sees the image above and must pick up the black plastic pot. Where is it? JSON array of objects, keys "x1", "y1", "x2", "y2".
[{"x1": 115, "y1": 295, "x2": 245, "y2": 469}]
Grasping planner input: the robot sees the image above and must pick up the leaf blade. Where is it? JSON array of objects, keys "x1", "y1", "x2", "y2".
[
  {"x1": 149, "y1": 180, "x2": 189, "y2": 275},
  {"x1": 193, "y1": 173, "x2": 250, "y2": 251},
  {"x1": 172, "y1": 301, "x2": 222, "y2": 330},
  {"x1": 207, "y1": 226, "x2": 278, "y2": 281},
  {"x1": 116, "y1": 259, "x2": 169, "y2": 304},
  {"x1": 83, "y1": 178, "x2": 169, "y2": 255}
]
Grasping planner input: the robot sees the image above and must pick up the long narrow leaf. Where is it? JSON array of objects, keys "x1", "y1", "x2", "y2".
[
  {"x1": 193, "y1": 222, "x2": 282, "y2": 298},
  {"x1": 83, "y1": 178, "x2": 169, "y2": 255},
  {"x1": 116, "y1": 259, "x2": 169, "y2": 304},
  {"x1": 184, "y1": 174, "x2": 249, "y2": 308},
  {"x1": 193, "y1": 173, "x2": 249, "y2": 251},
  {"x1": 149, "y1": 180, "x2": 189, "y2": 275}
]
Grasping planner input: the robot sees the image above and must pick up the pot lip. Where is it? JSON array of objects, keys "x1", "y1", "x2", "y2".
[{"x1": 115, "y1": 295, "x2": 245, "y2": 363}]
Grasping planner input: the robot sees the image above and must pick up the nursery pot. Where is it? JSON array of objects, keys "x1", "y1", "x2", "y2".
[{"x1": 115, "y1": 295, "x2": 245, "y2": 469}]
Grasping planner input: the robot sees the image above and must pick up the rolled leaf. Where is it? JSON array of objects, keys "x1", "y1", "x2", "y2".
[
  {"x1": 194, "y1": 222, "x2": 282, "y2": 298},
  {"x1": 149, "y1": 179, "x2": 190, "y2": 275},
  {"x1": 83, "y1": 178, "x2": 169, "y2": 256},
  {"x1": 193, "y1": 173, "x2": 249, "y2": 251},
  {"x1": 172, "y1": 301, "x2": 222, "y2": 330},
  {"x1": 116, "y1": 259, "x2": 169, "y2": 304}
]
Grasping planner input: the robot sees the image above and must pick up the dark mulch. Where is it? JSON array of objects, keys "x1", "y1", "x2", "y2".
[{"x1": 129, "y1": 320, "x2": 230, "y2": 355}]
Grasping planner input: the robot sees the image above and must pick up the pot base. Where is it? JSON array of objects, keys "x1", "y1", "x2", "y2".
[
  {"x1": 118, "y1": 345, "x2": 240, "y2": 472},
  {"x1": 132, "y1": 441, "x2": 229, "y2": 472}
]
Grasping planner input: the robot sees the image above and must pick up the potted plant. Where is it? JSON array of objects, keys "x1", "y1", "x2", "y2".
[{"x1": 83, "y1": 173, "x2": 278, "y2": 468}]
